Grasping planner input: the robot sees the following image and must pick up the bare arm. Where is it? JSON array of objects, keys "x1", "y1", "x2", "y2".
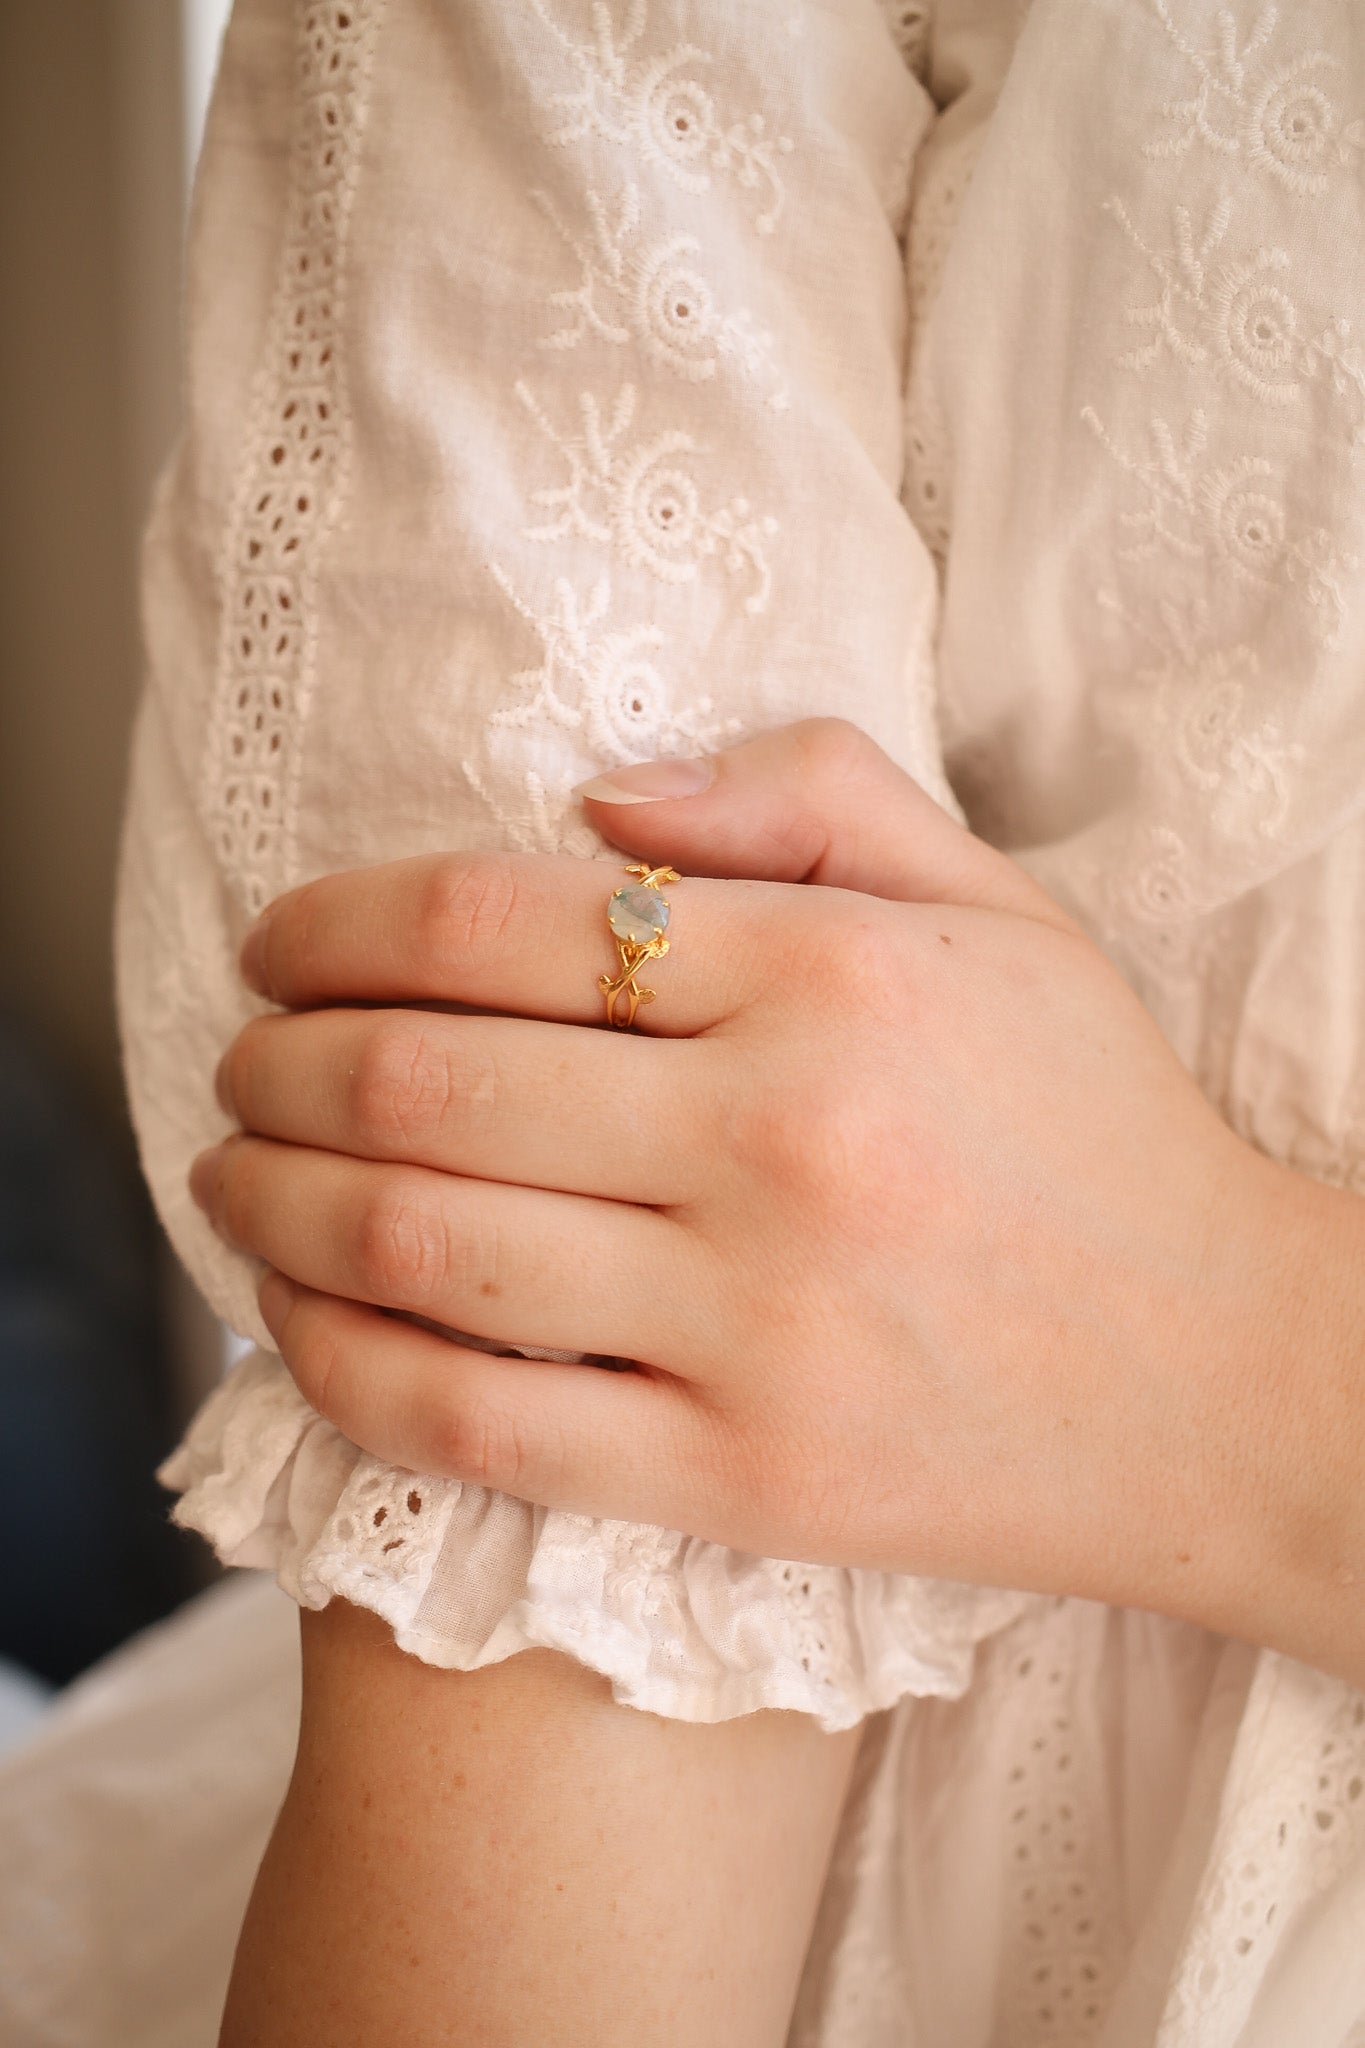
[{"x1": 220, "y1": 1601, "x2": 859, "y2": 2048}]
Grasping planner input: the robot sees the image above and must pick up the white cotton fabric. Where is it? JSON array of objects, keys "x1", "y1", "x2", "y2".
[
  {"x1": 0, "y1": 1577, "x2": 300, "y2": 2048},
  {"x1": 112, "y1": 0, "x2": 1365, "y2": 2041}
]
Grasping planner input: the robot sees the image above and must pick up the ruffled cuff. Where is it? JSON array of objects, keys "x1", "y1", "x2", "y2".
[{"x1": 159, "y1": 1348, "x2": 1038, "y2": 1732}]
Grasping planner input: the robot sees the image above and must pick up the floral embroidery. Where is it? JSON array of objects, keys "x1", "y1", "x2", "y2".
[
  {"x1": 515, "y1": 380, "x2": 776, "y2": 611},
  {"x1": 1082, "y1": 405, "x2": 1352, "y2": 643},
  {"x1": 1303, "y1": 318, "x2": 1365, "y2": 441},
  {"x1": 532, "y1": 0, "x2": 794, "y2": 233},
  {"x1": 1145, "y1": 0, "x2": 1365, "y2": 195},
  {"x1": 1104, "y1": 191, "x2": 1365, "y2": 453},
  {"x1": 483, "y1": 569, "x2": 741, "y2": 763},
  {"x1": 1082, "y1": 0, "x2": 1365, "y2": 1001},
  {"x1": 461, "y1": 571, "x2": 743, "y2": 853},
  {"x1": 1127, "y1": 824, "x2": 1200, "y2": 923},
  {"x1": 466, "y1": 3, "x2": 790, "y2": 857},
  {"x1": 1098, "y1": 588, "x2": 1305, "y2": 835},
  {"x1": 536, "y1": 181, "x2": 788, "y2": 406},
  {"x1": 1085, "y1": 0, "x2": 1365, "y2": 956},
  {"x1": 1160, "y1": 665, "x2": 1302, "y2": 841},
  {"x1": 201, "y1": 0, "x2": 384, "y2": 917},
  {"x1": 1105, "y1": 197, "x2": 1301, "y2": 400}
]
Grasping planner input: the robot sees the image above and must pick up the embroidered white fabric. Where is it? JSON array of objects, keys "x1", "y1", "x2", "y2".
[{"x1": 115, "y1": 0, "x2": 1365, "y2": 2040}]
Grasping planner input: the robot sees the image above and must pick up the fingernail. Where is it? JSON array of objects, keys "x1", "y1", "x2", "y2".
[
  {"x1": 258, "y1": 1268, "x2": 295, "y2": 1337},
  {"x1": 189, "y1": 1143, "x2": 226, "y2": 1218},
  {"x1": 572, "y1": 755, "x2": 715, "y2": 805},
  {"x1": 239, "y1": 907, "x2": 275, "y2": 996}
]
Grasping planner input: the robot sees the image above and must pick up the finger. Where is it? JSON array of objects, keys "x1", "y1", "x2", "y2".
[
  {"x1": 240, "y1": 851, "x2": 786, "y2": 1035},
  {"x1": 574, "y1": 718, "x2": 1073, "y2": 928},
  {"x1": 219, "y1": 1007, "x2": 713, "y2": 1206},
  {"x1": 261, "y1": 1274, "x2": 705, "y2": 1525},
  {"x1": 194, "y1": 1135, "x2": 706, "y2": 1365}
]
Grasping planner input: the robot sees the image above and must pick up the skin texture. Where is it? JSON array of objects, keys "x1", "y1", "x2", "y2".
[
  {"x1": 218, "y1": 1605, "x2": 858, "y2": 2048},
  {"x1": 194, "y1": 718, "x2": 1365, "y2": 1687}
]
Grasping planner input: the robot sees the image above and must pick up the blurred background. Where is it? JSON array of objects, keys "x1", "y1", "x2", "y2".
[{"x1": 0, "y1": 0, "x2": 234, "y2": 1740}]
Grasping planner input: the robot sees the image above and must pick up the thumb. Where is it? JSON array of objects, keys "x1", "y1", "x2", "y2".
[{"x1": 573, "y1": 718, "x2": 1068, "y2": 925}]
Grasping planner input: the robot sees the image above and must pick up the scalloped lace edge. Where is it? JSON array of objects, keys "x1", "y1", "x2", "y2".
[{"x1": 159, "y1": 1349, "x2": 1038, "y2": 1731}]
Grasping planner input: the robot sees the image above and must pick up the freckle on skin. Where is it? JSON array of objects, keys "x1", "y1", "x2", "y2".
[
  {"x1": 452, "y1": 1771, "x2": 467, "y2": 1791},
  {"x1": 939, "y1": 934, "x2": 952, "y2": 946},
  {"x1": 1176, "y1": 1552, "x2": 1191, "y2": 1565},
  {"x1": 480, "y1": 1281, "x2": 498, "y2": 1296}
]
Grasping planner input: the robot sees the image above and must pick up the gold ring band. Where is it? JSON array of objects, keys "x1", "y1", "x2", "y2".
[{"x1": 599, "y1": 864, "x2": 681, "y2": 1029}]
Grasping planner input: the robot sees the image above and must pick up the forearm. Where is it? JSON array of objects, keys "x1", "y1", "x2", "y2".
[{"x1": 220, "y1": 1602, "x2": 858, "y2": 2048}]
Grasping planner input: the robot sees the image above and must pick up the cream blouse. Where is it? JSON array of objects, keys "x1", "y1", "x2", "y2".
[{"x1": 117, "y1": 1, "x2": 1365, "y2": 2040}]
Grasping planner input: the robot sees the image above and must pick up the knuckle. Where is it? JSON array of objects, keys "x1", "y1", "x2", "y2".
[
  {"x1": 350, "y1": 1018, "x2": 456, "y2": 1152},
  {"x1": 750, "y1": 1073, "x2": 885, "y2": 1218},
  {"x1": 287, "y1": 1307, "x2": 346, "y2": 1422},
  {"x1": 436, "y1": 1397, "x2": 536, "y2": 1496},
  {"x1": 419, "y1": 855, "x2": 521, "y2": 967},
  {"x1": 791, "y1": 715, "x2": 879, "y2": 785},
  {"x1": 807, "y1": 1093, "x2": 893, "y2": 1216},
  {"x1": 355, "y1": 1178, "x2": 451, "y2": 1306},
  {"x1": 801, "y1": 906, "x2": 907, "y2": 1015},
  {"x1": 214, "y1": 1138, "x2": 259, "y2": 1249}
]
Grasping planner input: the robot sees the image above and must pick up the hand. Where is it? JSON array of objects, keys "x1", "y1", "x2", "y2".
[{"x1": 190, "y1": 720, "x2": 1365, "y2": 1674}]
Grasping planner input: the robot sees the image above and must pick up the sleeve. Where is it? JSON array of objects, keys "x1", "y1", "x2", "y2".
[{"x1": 118, "y1": 0, "x2": 1037, "y2": 1732}]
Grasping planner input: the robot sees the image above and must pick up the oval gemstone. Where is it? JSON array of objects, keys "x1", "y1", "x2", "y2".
[{"x1": 608, "y1": 883, "x2": 670, "y2": 946}]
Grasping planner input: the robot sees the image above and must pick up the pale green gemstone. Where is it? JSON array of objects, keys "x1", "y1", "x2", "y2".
[{"x1": 608, "y1": 883, "x2": 670, "y2": 946}]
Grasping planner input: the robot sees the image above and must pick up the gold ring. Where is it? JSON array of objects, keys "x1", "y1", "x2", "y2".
[{"x1": 599, "y1": 864, "x2": 681, "y2": 1029}]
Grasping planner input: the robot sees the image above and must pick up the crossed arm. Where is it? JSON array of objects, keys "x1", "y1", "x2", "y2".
[
  {"x1": 198, "y1": 724, "x2": 1365, "y2": 1691},
  {"x1": 220, "y1": 1605, "x2": 858, "y2": 2048},
  {"x1": 209, "y1": 717, "x2": 1365, "y2": 2043}
]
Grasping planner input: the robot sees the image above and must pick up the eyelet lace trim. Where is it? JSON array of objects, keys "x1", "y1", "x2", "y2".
[
  {"x1": 301, "y1": 1463, "x2": 461, "y2": 1613},
  {"x1": 200, "y1": 1, "x2": 384, "y2": 919},
  {"x1": 159, "y1": 1349, "x2": 1040, "y2": 1731},
  {"x1": 995, "y1": 1610, "x2": 1122, "y2": 2045},
  {"x1": 1159, "y1": 1662, "x2": 1365, "y2": 2043},
  {"x1": 902, "y1": 130, "x2": 985, "y2": 567},
  {"x1": 878, "y1": 0, "x2": 932, "y2": 83}
]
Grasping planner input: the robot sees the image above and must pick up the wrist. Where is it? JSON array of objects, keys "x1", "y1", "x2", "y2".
[{"x1": 1181, "y1": 1151, "x2": 1365, "y2": 1683}]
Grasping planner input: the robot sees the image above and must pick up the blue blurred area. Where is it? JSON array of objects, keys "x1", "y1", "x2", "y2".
[{"x1": 0, "y1": 1011, "x2": 196, "y2": 1687}]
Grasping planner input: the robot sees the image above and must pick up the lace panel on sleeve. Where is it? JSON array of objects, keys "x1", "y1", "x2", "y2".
[{"x1": 201, "y1": 1, "x2": 384, "y2": 918}]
